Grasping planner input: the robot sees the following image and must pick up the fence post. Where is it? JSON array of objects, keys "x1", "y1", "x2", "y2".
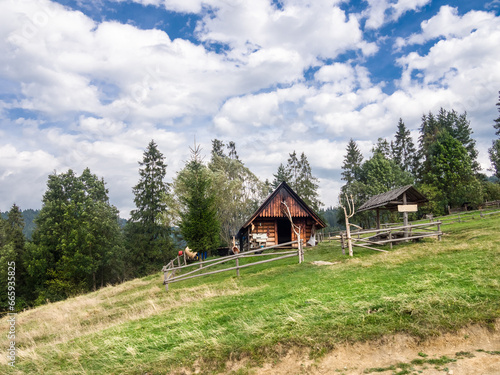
[
  {"x1": 236, "y1": 255, "x2": 240, "y2": 277},
  {"x1": 438, "y1": 222, "x2": 442, "y2": 241},
  {"x1": 177, "y1": 256, "x2": 181, "y2": 268},
  {"x1": 297, "y1": 238, "x2": 300, "y2": 263},
  {"x1": 341, "y1": 233, "x2": 345, "y2": 255},
  {"x1": 164, "y1": 270, "x2": 169, "y2": 291},
  {"x1": 389, "y1": 230, "x2": 392, "y2": 250}
]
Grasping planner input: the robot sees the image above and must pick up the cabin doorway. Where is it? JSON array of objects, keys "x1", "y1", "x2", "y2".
[{"x1": 277, "y1": 218, "x2": 292, "y2": 244}]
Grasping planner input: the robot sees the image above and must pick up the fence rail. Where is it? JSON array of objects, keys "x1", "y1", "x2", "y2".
[
  {"x1": 162, "y1": 240, "x2": 303, "y2": 291},
  {"x1": 341, "y1": 221, "x2": 443, "y2": 253},
  {"x1": 318, "y1": 207, "x2": 500, "y2": 243}
]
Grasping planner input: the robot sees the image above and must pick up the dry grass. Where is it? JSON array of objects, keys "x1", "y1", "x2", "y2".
[{"x1": 0, "y1": 277, "x2": 262, "y2": 368}]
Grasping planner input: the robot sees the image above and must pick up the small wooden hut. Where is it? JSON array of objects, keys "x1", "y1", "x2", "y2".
[
  {"x1": 238, "y1": 182, "x2": 326, "y2": 251},
  {"x1": 358, "y1": 185, "x2": 428, "y2": 229}
]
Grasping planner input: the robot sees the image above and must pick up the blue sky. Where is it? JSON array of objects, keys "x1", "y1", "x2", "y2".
[{"x1": 1, "y1": 0, "x2": 500, "y2": 217}]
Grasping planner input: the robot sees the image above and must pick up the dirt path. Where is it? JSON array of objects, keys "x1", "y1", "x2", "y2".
[{"x1": 224, "y1": 322, "x2": 500, "y2": 375}]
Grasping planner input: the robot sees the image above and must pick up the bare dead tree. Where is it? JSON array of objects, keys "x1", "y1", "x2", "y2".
[
  {"x1": 339, "y1": 194, "x2": 355, "y2": 257},
  {"x1": 281, "y1": 200, "x2": 304, "y2": 263}
]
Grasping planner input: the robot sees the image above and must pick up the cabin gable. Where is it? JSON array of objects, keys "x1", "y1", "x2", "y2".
[{"x1": 238, "y1": 182, "x2": 326, "y2": 251}]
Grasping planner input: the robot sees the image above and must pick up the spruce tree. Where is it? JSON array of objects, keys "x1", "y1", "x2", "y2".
[
  {"x1": 127, "y1": 140, "x2": 172, "y2": 276},
  {"x1": 296, "y1": 152, "x2": 322, "y2": 211},
  {"x1": 177, "y1": 144, "x2": 220, "y2": 254},
  {"x1": 285, "y1": 151, "x2": 300, "y2": 191},
  {"x1": 391, "y1": 119, "x2": 417, "y2": 175},
  {"x1": 271, "y1": 163, "x2": 291, "y2": 190},
  {"x1": 341, "y1": 139, "x2": 363, "y2": 184},
  {"x1": 441, "y1": 109, "x2": 480, "y2": 173},
  {"x1": 417, "y1": 109, "x2": 480, "y2": 181},
  {"x1": 423, "y1": 133, "x2": 481, "y2": 209},
  {"x1": 372, "y1": 138, "x2": 391, "y2": 159}
]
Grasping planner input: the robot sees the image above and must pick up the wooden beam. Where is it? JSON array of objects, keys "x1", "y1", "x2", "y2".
[{"x1": 352, "y1": 243, "x2": 388, "y2": 252}]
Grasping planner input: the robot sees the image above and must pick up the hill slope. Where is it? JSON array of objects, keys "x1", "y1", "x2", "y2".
[{"x1": 1, "y1": 215, "x2": 499, "y2": 374}]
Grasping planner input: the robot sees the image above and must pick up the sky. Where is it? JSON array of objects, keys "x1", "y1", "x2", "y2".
[{"x1": 1, "y1": 0, "x2": 500, "y2": 218}]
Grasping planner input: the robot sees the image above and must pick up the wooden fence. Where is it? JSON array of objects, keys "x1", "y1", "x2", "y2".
[
  {"x1": 339, "y1": 221, "x2": 442, "y2": 253},
  {"x1": 317, "y1": 207, "x2": 500, "y2": 243},
  {"x1": 162, "y1": 240, "x2": 303, "y2": 291},
  {"x1": 378, "y1": 208, "x2": 500, "y2": 227},
  {"x1": 317, "y1": 222, "x2": 442, "y2": 253}
]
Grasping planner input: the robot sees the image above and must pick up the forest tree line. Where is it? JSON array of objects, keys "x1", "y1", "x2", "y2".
[
  {"x1": 339, "y1": 97, "x2": 500, "y2": 228},
  {"x1": 2, "y1": 95, "x2": 500, "y2": 311},
  {"x1": 0, "y1": 139, "x2": 322, "y2": 311}
]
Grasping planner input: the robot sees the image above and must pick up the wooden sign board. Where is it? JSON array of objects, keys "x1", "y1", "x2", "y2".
[{"x1": 398, "y1": 204, "x2": 418, "y2": 212}]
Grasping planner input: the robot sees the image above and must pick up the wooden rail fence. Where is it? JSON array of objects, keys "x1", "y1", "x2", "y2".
[
  {"x1": 378, "y1": 208, "x2": 500, "y2": 227},
  {"x1": 339, "y1": 221, "x2": 442, "y2": 253},
  {"x1": 317, "y1": 222, "x2": 442, "y2": 254},
  {"x1": 162, "y1": 240, "x2": 303, "y2": 291},
  {"x1": 317, "y1": 207, "x2": 500, "y2": 244}
]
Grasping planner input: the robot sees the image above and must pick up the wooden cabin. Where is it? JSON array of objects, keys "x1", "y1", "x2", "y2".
[{"x1": 238, "y1": 182, "x2": 326, "y2": 251}]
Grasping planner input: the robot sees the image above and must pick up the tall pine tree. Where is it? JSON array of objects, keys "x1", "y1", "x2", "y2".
[
  {"x1": 372, "y1": 138, "x2": 391, "y2": 159},
  {"x1": 418, "y1": 109, "x2": 480, "y2": 180},
  {"x1": 391, "y1": 119, "x2": 417, "y2": 175},
  {"x1": 127, "y1": 140, "x2": 173, "y2": 276},
  {"x1": 341, "y1": 139, "x2": 363, "y2": 184},
  {"x1": 296, "y1": 152, "x2": 322, "y2": 211},
  {"x1": 423, "y1": 132, "x2": 481, "y2": 210},
  {"x1": 177, "y1": 143, "x2": 220, "y2": 254},
  {"x1": 271, "y1": 163, "x2": 291, "y2": 190},
  {"x1": 285, "y1": 151, "x2": 300, "y2": 190}
]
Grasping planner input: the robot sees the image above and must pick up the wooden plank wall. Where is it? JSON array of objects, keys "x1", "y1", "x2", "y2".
[
  {"x1": 247, "y1": 218, "x2": 315, "y2": 249},
  {"x1": 251, "y1": 219, "x2": 276, "y2": 247},
  {"x1": 258, "y1": 190, "x2": 310, "y2": 218}
]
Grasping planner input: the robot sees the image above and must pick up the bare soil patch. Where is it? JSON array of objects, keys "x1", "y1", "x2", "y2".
[{"x1": 222, "y1": 321, "x2": 500, "y2": 375}]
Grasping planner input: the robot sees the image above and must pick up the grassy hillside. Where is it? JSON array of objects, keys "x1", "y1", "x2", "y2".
[{"x1": 1, "y1": 215, "x2": 499, "y2": 374}]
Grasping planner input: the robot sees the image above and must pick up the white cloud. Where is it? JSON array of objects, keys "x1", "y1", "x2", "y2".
[
  {"x1": 403, "y1": 6, "x2": 495, "y2": 46},
  {"x1": 0, "y1": 144, "x2": 60, "y2": 211},
  {"x1": 363, "y1": 0, "x2": 431, "y2": 29},
  {"x1": 196, "y1": 0, "x2": 372, "y2": 62},
  {"x1": 391, "y1": 0, "x2": 431, "y2": 21},
  {"x1": 1, "y1": 0, "x2": 500, "y2": 215},
  {"x1": 109, "y1": 0, "x2": 205, "y2": 13},
  {"x1": 397, "y1": 8, "x2": 500, "y2": 120}
]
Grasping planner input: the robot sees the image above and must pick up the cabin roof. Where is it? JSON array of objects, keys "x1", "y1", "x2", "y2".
[
  {"x1": 240, "y1": 181, "x2": 326, "y2": 229},
  {"x1": 357, "y1": 185, "x2": 428, "y2": 212}
]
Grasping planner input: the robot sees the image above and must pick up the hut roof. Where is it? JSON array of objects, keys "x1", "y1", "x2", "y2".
[
  {"x1": 240, "y1": 181, "x2": 326, "y2": 229},
  {"x1": 357, "y1": 185, "x2": 428, "y2": 212}
]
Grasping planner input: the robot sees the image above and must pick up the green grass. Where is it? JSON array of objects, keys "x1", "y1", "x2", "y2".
[{"x1": 1, "y1": 215, "x2": 499, "y2": 374}]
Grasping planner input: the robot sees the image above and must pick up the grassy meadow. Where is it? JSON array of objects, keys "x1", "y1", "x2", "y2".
[{"x1": 1, "y1": 213, "x2": 499, "y2": 374}]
